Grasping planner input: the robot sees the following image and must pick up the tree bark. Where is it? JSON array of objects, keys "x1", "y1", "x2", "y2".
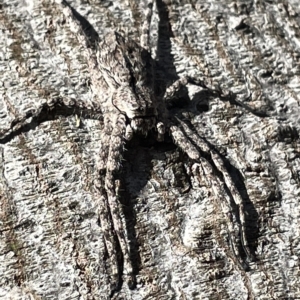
[{"x1": 1, "y1": 0, "x2": 300, "y2": 299}]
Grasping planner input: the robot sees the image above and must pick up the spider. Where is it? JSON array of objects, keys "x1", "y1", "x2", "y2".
[{"x1": 0, "y1": 0, "x2": 253, "y2": 292}]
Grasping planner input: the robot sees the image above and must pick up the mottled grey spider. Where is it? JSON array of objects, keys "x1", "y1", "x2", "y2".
[{"x1": 0, "y1": 0, "x2": 253, "y2": 292}]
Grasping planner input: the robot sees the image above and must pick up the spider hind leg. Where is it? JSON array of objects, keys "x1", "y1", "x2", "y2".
[
  {"x1": 97, "y1": 113, "x2": 135, "y2": 289},
  {"x1": 169, "y1": 122, "x2": 253, "y2": 265}
]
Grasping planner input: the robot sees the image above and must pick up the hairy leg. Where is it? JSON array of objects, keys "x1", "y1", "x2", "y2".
[
  {"x1": 169, "y1": 125, "x2": 200, "y2": 160},
  {"x1": 210, "y1": 151, "x2": 253, "y2": 261},
  {"x1": 105, "y1": 113, "x2": 134, "y2": 286},
  {"x1": 170, "y1": 120, "x2": 252, "y2": 262},
  {"x1": 94, "y1": 178, "x2": 120, "y2": 289},
  {"x1": 177, "y1": 119, "x2": 252, "y2": 260},
  {"x1": 192, "y1": 160, "x2": 243, "y2": 266},
  {"x1": 95, "y1": 114, "x2": 122, "y2": 288},
  {"x1": 163, "y1": 74, "x2": 230, "y2": 103},
  {"x1": 0, "y1": 97, "x2": 101, "y2": 140},
  {"x1": 140, "y1": 0, "x2": 154, "y2": 51}
]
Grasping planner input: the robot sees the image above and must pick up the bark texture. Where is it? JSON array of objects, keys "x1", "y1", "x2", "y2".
[{"x1": 1, "y1": 0, "x2": 300, "y2": 299}]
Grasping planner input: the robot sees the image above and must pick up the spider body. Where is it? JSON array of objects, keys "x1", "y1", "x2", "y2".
[
  {"x1": 0, "y1": 0, "x2": 253, "y2": 293},
  {"x1": 100, "y1": 32, "x2": 160, "y2": 138},
  {"x1": 60, "y1": 5, "x2": 169, "y2": 288}
]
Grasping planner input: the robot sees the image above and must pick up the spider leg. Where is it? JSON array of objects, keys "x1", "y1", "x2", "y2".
[
  {"x1": 94, "y1": 118, "x2": 123, "y2": 290},
  {"x1": 192, "y1": 160, "x2": 244, "y2": 266},
  {"x1": 60, "y1": 1, "x2": 95, "y2": 59},
  {"x1": 156, "y1": 121, "x2": 165, "y2": 142},
  {"x1": 94, "y1": 179, "x2": 120, "y2": 288},
  {"x1": 163, "y1": 74, "x2": 229, "y2": 103},
  {"x1": 104, "y1": 113, "x2": 134, "y2": 286},
  {"x1": 140, "y1": 0, "x2": 154, "y2": 51},
  {"x1": 96, "y1": 113, "x2": 134, "y2": 288},
  {"x1": 61, "y1": 1, "x2": 107, "y2": 97},
  {"x1": 169, "y1": 121, "x2": 252, "y2": 263},
  {"x1": 210, "y1": 151, "x2": 253, "y2": 261},
  {"x1": 169, "y1": 125, "x2": 200, "y2": 160},
  {"x1": 176, "y1": 119, "x2": 252, "y2": 261},
  {"x1": 0, "y1": 97, "x2": 101, "y2": 141}
]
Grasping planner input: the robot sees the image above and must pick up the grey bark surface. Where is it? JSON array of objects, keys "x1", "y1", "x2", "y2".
[{"x1": 1, "y1": 0, "x2": 300, "y2": 299}]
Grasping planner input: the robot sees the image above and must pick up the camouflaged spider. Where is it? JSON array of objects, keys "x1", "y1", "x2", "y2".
[{"x1": 0, "y1": 0, "x2": 253, "y2": 292}]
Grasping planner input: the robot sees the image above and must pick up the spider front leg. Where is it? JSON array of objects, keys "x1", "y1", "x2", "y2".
[{"x1": 96, "y1": 112, "x2": 134, "y2": 289}]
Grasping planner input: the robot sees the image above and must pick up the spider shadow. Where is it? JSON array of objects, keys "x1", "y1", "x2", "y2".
[
  {"x1": 153, "y1": 0, "x2": 259, "y2": 266},
  {"x1": 119, "y1": 136, "x2": 161, "y2": 272},
  {"x1": 154, "y1": 0, "x2": 190, "y2": 105}
]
